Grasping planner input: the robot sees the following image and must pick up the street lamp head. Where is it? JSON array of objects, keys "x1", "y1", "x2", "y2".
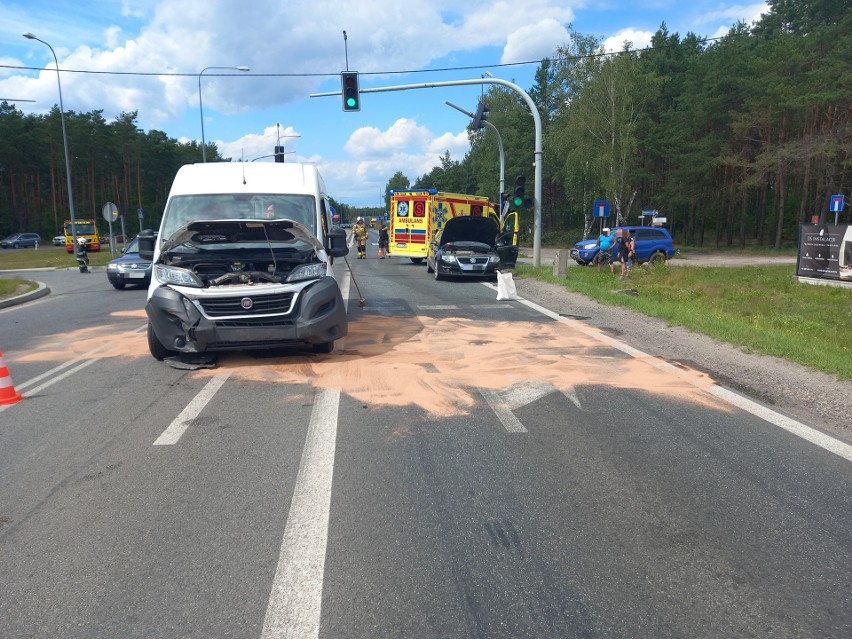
[
  {"x1": 23, "y1": 32, "x2": 36, "y2": 40},
  {"x1": 236, "y1": 66, "x2": 250, "y2": 72}
]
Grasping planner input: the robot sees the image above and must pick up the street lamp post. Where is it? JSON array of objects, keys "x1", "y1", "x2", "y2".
[
  {"x1": 23, "y1": 32, "x2": 77, "y2": 248},
  {"x1": 198, "y1": 66, "x2": 250, "y2": 162}
]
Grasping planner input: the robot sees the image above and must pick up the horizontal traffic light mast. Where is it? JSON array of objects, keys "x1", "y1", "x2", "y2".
[{"x1": 312, "y1": 76, "x2": 545, "y2": 266}]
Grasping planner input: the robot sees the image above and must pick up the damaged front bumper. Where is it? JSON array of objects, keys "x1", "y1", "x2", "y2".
[{"x1": 146, "y1": 276, "x2": 347, "y2": 353}]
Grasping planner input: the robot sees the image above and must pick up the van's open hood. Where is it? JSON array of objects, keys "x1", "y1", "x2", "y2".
[
  {"x1": 160, "y1": 218, "x2": 323, "y2": 254},
  {"x1": 438, "y1": 215, "x2": 499, "y2": 247}
]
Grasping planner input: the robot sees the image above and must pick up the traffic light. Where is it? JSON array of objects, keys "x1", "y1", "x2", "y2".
[
  {"x1": 512, "y1": 175, "x2": 527, "y2": 208},
  {"x1": 341, "y1": 71, "x2": 360, "y2": 112},
  {"x1": 470, "y1": 101, "x2": 488, "y2": 131}
]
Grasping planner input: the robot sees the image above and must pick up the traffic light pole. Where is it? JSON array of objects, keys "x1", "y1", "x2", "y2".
[
  {"x1": 444, "y1": 100, "x2": 505, "y2": 203},
  {"x1": 312, "y1": 77, "x2": 544, "y2": 266}
]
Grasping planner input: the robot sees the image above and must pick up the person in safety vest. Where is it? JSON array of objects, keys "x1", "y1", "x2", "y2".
[{"x1": 352, "y1": 217, "x2": 368, "y2": 259}]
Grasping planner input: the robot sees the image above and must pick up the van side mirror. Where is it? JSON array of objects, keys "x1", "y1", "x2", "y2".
[
  {"x1": 138, "y1": 229, "x2": 156, "y2": 260},
  {"x1": 325, "y1": 227, "x2": 349, "y2": 258}
]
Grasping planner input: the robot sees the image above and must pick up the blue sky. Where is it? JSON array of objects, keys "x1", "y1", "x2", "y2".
[{"x1": 1, "y1": 0, "x2": 768, "y2": 207}]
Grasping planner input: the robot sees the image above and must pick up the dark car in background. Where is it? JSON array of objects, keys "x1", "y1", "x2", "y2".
[
  {"x1": 1, "y1": 233, "x2": 42, "y2": 249},
  {"x1": 571, "y1": 225, "x2": 675, "y2": 266},
  {"x1": 106, "y1": 236, "x2": 153, "y2": 289},
  {"x1": 426, "y1": 215, "x2": 501, "y2": 281}
]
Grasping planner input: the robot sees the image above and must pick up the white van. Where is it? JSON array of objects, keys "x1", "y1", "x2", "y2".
[{"x1": 138, "y1": 162, "x2": 349, "y2": 359}]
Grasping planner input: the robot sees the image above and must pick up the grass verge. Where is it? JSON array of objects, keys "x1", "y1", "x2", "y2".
[
  {"x1": 514, "y1": 262, "x2": 852, "y2": 380},
  {"x1": 0, "y1": 277, "x2": 38, "y2": 298}
]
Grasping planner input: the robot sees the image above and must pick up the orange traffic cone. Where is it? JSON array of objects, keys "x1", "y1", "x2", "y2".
[
  {"x1": 0, "y1": 350, "x2": 24, "y2": 405},
  {"x1": 378, "y1": 247, "x2": 384, "y2": 258}
]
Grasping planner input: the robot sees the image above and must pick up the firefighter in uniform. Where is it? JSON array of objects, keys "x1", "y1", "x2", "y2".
[{"x1": 353, "y1": 217, "x2": 368, "y2": 259}]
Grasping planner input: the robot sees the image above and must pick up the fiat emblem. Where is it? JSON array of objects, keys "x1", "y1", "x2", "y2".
[{"x1": 241, "y1": 297, "x2": 253, "y2": 310}]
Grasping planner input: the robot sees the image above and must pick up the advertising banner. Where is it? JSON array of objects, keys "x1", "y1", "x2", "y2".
[{"x1": 796, "y1": 224, "x2": 852, "y2": 281}]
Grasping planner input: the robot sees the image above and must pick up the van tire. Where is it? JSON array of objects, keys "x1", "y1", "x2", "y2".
[
  {"x1": 148, "y1": 323, "x2": 174, "y2": 361},
  {"x1": 410, "y1": 258, "x2": 423, "y2": 265},
  {"x1": 649, "y1": 251, "x2": 667, "y2": 265},
  {"x1": 313, "y1": 341, "x2": 334, "y2": 354}
]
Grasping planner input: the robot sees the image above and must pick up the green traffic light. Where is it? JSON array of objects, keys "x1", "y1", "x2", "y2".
[
  {"x1": 346, "y1": 97, "x2": 357, "y2": 108},
  {"x1": 512, "y1": 196, "x2": 523, "y2": 207}
]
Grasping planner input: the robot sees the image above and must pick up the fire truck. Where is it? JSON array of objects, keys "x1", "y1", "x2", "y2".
[{"x1": 388, "y1": 189, "x2": 518, "y2": 266}]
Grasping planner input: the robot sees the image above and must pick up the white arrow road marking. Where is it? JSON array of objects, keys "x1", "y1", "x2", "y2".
[
  {"x1": 500, "y1": 380, "x2": 556, "y2": 409},
  {"x1": 481, "y1": 381, "x2": 582, "y2": 433},
  {"x1": 481, "y1": 281, "x2": 852, "y2": 463},
  {"x1": 480, "y1": 388, "x2": 527, "y2": 432}
]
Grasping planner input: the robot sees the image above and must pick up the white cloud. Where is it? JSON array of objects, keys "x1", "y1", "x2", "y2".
[
  {"x1": 602, "y1": 27, "x2": 655, "y2": 53},
  {"x1": 502, "y1": 18, "x2": 572, "y2": 63},
  {"x1": 344, "y1": 118, "x2": 434, "y2": 158},
  {"x1": 218, "y1": 124, "x2": 302, "y2": 163}
]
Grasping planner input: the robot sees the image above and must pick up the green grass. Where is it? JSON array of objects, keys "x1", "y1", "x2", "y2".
[
  {"x1": 514, "y1": 262, "x2": 852, "y2": 380},
  {"x1": 0, "y1": 245, "x2": 117, "y2": 270},
  {"x1": 0, "y1": 276, "x2": 38, "y2": 297},
  {"x1": 0, "y1": 245, "x2": 119, "y2": 302}
]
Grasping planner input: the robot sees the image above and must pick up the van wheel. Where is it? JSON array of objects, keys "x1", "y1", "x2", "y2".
[
  {"x1": 410, "y1": 258, "x2": 423, "y2": 265},
  {"x1": 649, "y1": 251, "x2": 667, "y2": 265},
  {"x1": 313, "y1": 341, "x2": 334, "y2": 354},
  {"x1": 147, "y1": 323, "x2": 174, "y2": 361}
]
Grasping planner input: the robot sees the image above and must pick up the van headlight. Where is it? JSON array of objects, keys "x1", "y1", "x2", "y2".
[
  {"x1": 286, "y1": 263, "x2": 327, "y2": 282},
  {"x1": 155, "y1": 265, "x2": 204, "y2": 287}
]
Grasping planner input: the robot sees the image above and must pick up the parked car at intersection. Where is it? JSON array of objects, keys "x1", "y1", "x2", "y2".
[
  {"x1": 106, "y1": 235, "x2": 153, "y2": 289},
  {"x1": 570, "y1": 225, "x2": 675, "y2": 266},
  {"x1": 426, "y1": 215, "x2": 501, "y2": 281},
  {"x1": 1, "y1": 232, "x2": 42, "y2": 249}
]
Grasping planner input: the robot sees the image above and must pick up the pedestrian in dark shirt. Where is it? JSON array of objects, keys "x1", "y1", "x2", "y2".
[{"x1": 378, "y1": 223, "x2": 389, "y2": 259}]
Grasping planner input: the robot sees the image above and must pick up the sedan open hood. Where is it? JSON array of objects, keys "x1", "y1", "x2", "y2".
[
  {"x1": 160, "y1": 218, "x2": 324, "y2": 253},
  {"x1": 438, "y1": 215, "x2": 500, "y2": 247}
]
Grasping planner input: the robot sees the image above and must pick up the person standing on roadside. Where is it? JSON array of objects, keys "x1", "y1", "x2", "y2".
[
  {"x1": 597, "y1": 227, "x2": 615, "y2": 272},
  {"x1": 616, "y1": 229, "x2": 632, "y2": 278},
  {"x1": 352, "y1": 217, "x2": 368, "y2": 259},
  {"x1": 378, "y1": 222, "x2": 389, "y2": 259}
]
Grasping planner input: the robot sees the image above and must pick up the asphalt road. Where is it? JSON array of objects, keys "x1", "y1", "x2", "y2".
[{"x1": 0, "y1": 250, "x2": 849, "y2": 638}]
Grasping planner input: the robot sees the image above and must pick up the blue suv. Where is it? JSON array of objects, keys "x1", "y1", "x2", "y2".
[{"x1": 570, "y1": 225, "x2": 675, "y2": 266}]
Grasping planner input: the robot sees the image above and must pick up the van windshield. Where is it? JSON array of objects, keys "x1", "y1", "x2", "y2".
[{"x1": 160, "y1": 194, "x2": 317, "y2": 241}]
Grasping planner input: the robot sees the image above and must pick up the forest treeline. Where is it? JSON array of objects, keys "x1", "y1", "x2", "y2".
[
  {"x1": 387, "y1": 0, "x2": 851, "y2": 246},
  {"x1": 1, "y1": 0, "x2": 849, "y2": 247}
]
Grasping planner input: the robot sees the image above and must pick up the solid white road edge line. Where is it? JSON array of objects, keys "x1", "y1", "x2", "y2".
[
  {"x1": 152, "y1": 372, "x2": 231, "y2": 445},
  {"x1": 482, "y1": 282, "x2": 852, "y2": 463},
  {"x1": 260, "y1": 386, "x2": 340, "y2": 639}
]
